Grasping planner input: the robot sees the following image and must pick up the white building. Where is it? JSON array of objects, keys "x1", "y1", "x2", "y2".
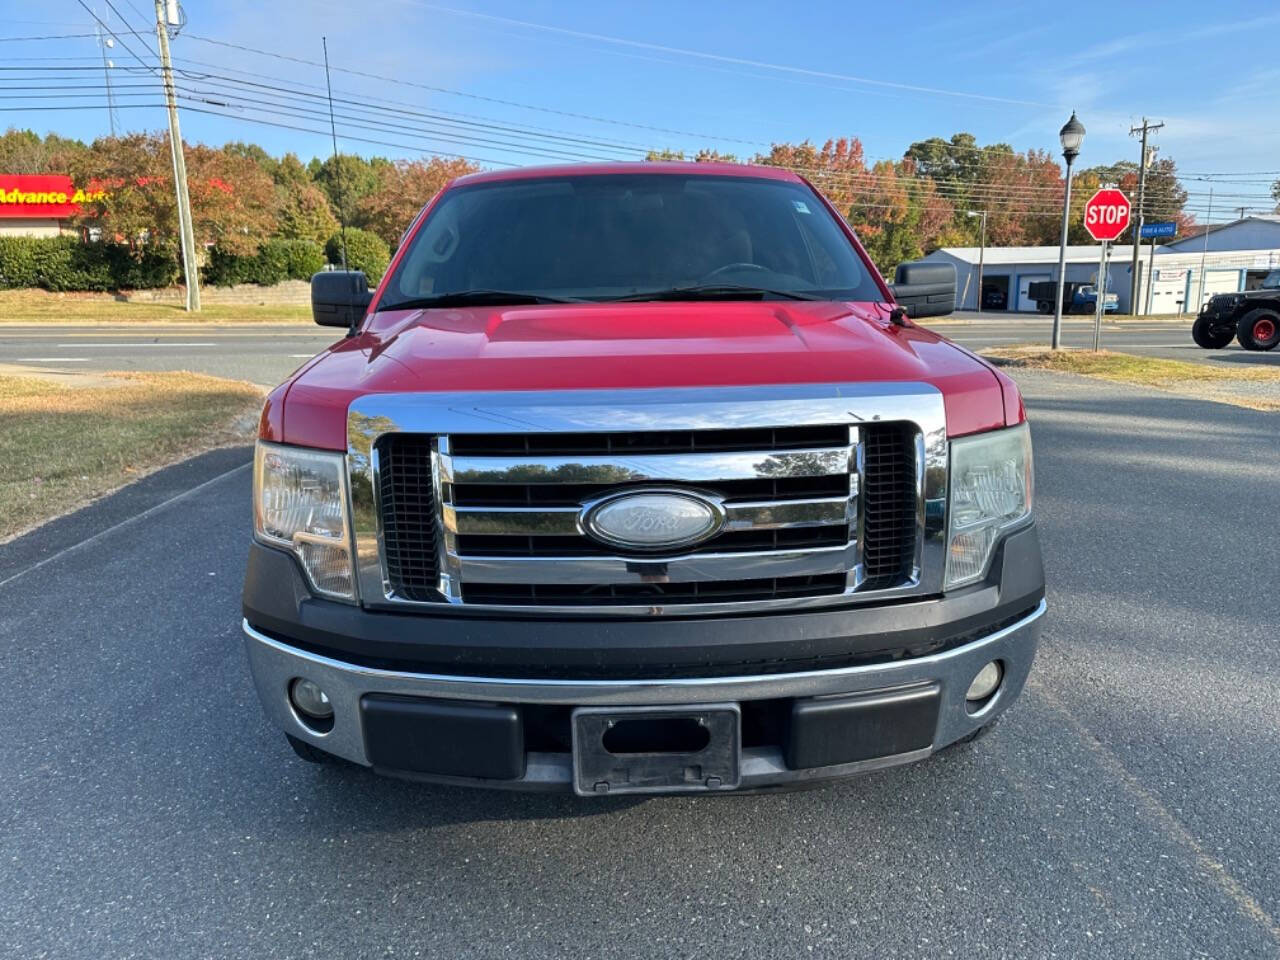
[{"x1": 924, "y1": 215, "x2": 1280, "y2": 315}]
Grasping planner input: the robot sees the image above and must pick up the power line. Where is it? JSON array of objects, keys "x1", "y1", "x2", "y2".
[
  {"x1": 0, "y1": 33, "x2": 98, "y2": 41},
  {"x1": 397, "y1": 1, "x2": 1057, "y2": 109},
  {"x1": 180, "y1": 33, "x2": 768, "y2": 147}
]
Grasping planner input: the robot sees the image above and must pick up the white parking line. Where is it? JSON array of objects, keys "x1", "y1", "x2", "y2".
[
  {"x1": 15, "y1": 357, "x2": 91, "y2": 362},
  {"x1": 0, "y1": 462, "x2": 251, "y2": 591},
  {"x1": 55, "y1": 342, "x2": 215, "y2": 348}
]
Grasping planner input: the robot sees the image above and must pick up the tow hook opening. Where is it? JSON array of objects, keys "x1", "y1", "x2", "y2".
[{"x1": 601, "y1": 717, "x2": 711, "y2": 755}]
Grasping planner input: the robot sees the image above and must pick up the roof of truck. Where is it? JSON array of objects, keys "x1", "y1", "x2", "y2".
[{"x1": 451, "y1": 161, "x2": 806, "y2": 188}]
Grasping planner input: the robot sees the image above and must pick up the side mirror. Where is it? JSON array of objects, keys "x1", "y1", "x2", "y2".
[
  {"x1": 311, "y1": 270, "x2": 373, "y2": 329},
  {"x1": 890, "y1": 261, "x2": 956, "y2": 318}
]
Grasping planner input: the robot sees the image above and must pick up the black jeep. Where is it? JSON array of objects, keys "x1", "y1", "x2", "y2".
[{"x1": 1193, "y1": 268, "x2": 1280, "y2": 351}]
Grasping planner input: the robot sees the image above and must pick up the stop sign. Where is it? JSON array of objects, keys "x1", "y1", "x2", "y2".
[{"x1": 1083, "y1": 188, "x2": 1131, "y2": 242}]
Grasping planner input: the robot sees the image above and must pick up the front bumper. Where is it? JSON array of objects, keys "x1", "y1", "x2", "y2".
[{"x1": 242, "y1": 598, "x2": 1044, "y2": 792}]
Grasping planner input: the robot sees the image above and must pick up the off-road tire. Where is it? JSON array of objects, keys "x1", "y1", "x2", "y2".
[
  {"x1": 286, "y1": 733, "x2": 341, "y2": 765},
  {"x1": 1236, "y1": 309, "x2": 1280, "y2": 351},
  {"x1": 1192, "y1": 316, "x2": 1234, "y2": 349}
]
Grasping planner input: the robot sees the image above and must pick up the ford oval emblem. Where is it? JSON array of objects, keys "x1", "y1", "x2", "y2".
[{"x1": 582, "y1": 489, "x2": 725, "y2": 552}]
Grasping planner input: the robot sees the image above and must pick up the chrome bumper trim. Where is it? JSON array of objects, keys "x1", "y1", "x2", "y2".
[{"x1": 242, "y1": 599, "x2": 1045, "y2": 789}]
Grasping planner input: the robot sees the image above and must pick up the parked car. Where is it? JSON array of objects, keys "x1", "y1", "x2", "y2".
[
  {"x1": 1028, "y1": 280, "x2": 1118, "y2": 315},
  {"x1": 982, "y1": 286, "x2": 1007, "y2": 310},
  {"x1": 242, "y1": 162, "x2": 1044, "y2": 795},
  {"x1": 1193, "y1": 268, "x2": 1280, "y2": 351}
]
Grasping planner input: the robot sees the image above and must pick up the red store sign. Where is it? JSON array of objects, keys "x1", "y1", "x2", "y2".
[{"x1": 0, "y1": 174, "x2": 107, "y2": 219}]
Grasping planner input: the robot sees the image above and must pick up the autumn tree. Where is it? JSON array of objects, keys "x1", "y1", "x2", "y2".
[
  {"x1": 751, "y1": 138, "x2": 954, "y2": 272},
  {"x1": 0, "y1": 128, "x2": 88, "y2": 174},
  {"x1": 308, "y1": 152, "x2": 392, "y2": 229},
  {"x1": 643, "y1": 148, "x2": 739, "y2": 163},
  {"x1": 356, "y1": 156, "x2": 480, "y2": 247},
  {"x1": 67, "y1": 133, "x2": 276, "y2": 254}
]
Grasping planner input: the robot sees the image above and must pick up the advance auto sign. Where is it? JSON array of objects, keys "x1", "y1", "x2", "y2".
[{"x1": 0, "y1": 174, "x2": 106, "y2": 219}]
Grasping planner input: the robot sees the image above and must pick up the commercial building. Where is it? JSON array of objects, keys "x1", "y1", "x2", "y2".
[
  {"x1": 924, "y1": 214, "x2": 1280, "y2": 315},
  {"x1": 0, "y1": 174, "x2": 101, "y2": 238}
]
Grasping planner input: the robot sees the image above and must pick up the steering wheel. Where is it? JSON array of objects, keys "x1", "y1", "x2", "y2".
[{"x1": 700, "y1": 262, "x2": 769, "y2": 281}]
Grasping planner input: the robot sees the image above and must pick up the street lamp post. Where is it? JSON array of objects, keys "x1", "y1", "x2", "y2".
[
  {"x1": 966, "y1": 210, "x2": 987, "y2": 313},
  {"x1": 1052, "y1": 112, "x2": 1085, "y2": 350}
]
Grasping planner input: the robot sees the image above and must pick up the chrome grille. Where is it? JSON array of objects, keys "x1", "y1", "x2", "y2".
[
  {"x1": 376, "y1": 422, "x2": 920, "y2": 608},
  {"x1": 348, "y1": 385, "x2": 948, "y2": 617}
]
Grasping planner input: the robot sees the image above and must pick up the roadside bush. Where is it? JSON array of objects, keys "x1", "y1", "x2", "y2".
[
  {"x1": 325, "y1": 227, "x2": 389, "y2": 283},
  {"x1": 203, "y1": 239, "x2": 326, "y2": 286},
  {"x1": 0, "y1": 235, "x2": 176, "y2": 291}
]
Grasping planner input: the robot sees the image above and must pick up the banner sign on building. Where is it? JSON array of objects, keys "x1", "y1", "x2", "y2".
[
  {"x1": 1156, "y1": 268, "x2": 1188, "y2": 282},
  {"x1": 1140, "y1": 221, "x2": 1177, "y2": 239},
  {"x1": 0, "y1": 174, "x2": 106, "y2": 219}
]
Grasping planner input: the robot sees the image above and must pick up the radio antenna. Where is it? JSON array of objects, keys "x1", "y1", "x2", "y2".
[{"x1": 322, "y1": 36, "x2": 348, "y2": 272}]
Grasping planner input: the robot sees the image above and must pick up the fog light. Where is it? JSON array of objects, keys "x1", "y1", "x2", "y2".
[
  {"x1": 966, "y1": 661, "x2": 1002, "y2": 703},
  {"x1": 290, "y1": 678, "x2": 333, "y2": 720}
]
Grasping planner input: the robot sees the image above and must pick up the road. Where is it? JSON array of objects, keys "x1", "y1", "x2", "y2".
[
  {"x1": 942, "y1": 311, "x2": 1280, "y2": 365},
  {"x1": 2, "y1": 370, "x2": 1278, "y2": 959},
  {"x1": 0, "y1": 324, "x2": 340, "y2": 386},
  {"x1": 1, "y1": 315, "x2": 1274, "y2": 388}
]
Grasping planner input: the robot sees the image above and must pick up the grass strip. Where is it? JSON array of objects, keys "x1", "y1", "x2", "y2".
[
  {"x1": 0, "y1": 371, "x2": 264, "y2": 540},
  {"x1": 983, "y1": 347, "x2": 1280, "y2": 411},
  {"x1": 0, "y1": 290, "x2": 312, "y2": 324}
]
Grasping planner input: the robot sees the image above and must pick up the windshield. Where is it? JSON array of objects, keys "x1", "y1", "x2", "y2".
[
  {"x1": 380, "y1": 173, "x2": 883, "y2": 307},
  {"x1": 1263, "y1": 269, "x2": 1280, "y2": 289}
]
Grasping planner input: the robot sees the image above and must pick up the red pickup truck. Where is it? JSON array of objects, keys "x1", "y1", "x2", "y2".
[{"x1": 242, "y1": 162, "x2": 1043, "y2": 795}]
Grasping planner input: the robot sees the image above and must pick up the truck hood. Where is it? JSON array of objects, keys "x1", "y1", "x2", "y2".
[{"x1": 275, "y1": 301, "x2": 1013, "y2": 450}]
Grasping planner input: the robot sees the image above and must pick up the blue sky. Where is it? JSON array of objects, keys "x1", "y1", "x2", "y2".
[{"x1": 5, "y1": 1, "x2": 1279, "y2": 215}]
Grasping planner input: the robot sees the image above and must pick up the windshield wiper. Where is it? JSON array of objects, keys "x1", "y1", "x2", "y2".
[
  {"x1": 379, "y1": 289, "x2": 585, "y2": 310},
  {"x1": 606, "y1": 284, "x2": 821, "y2": 303}
]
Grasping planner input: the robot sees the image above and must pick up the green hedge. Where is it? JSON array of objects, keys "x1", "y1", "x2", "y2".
[
  {"x1": 0, "y1": 235, "x2": 176, "y2": 291},
  {"x1": 203, "y1": 238, "x2": 326, "y2": 287},
  {"x1": 325, "y1": 227, "x2": 389, "y2": 283}
]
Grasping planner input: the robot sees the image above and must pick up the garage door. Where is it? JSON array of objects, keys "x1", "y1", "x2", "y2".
[
  {"x1": 1193, "y1": 270, "x2": 1241, "y2": 311},
  {"x1": 1148, "y1": 267, "x2": 1187, "y2": 314},
  {"x1": 1016, "y1": 274, "x2": 1052, "y2": 312}
]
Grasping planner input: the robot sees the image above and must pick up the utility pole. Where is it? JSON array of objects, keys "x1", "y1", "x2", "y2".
[
  {"x1": 1195, "y1": 187, "x2": 1213, "y2": 313},
  {"x1": 1235, "y1": 206, "x2": 1249, "y2": 220},
  {"x1": 1128, "y1": 118, "x2": 1162, "y2": 316},
  {"x1": 966, "y1": 210, "x2": 987, "y2": 312},
  {"x1": 154, "y1": 0, "x2": 200, "y2": 311}
]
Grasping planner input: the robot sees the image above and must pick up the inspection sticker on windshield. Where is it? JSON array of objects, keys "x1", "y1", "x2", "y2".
[{"x1": 792, "y1": 200, "x2": 811, "y2": 214}]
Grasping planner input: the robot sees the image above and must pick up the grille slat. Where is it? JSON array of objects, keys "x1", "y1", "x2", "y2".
[{"x1": 461, "y1": 574, "x2": 848, "y2": 606}]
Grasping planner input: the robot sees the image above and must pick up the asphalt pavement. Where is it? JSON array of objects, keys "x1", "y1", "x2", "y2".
[
  {"x1": 0, "y1": 324, "x2": 341, "y2": 386},
  {"x1": 2, "y1": 370, "x2": 1278, "y2": 959},
  {"x1": 0, "y1": 314, "x2": 1274, "y2": 389}
]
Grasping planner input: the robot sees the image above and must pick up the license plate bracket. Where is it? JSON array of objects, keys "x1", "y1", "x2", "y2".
[{"x1": 571, "y1": 704, "x2": 741, "y2": 796}]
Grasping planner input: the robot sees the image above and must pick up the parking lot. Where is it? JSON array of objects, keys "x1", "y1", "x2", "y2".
[{"x1": 3, "y1": 367, "x2": 1277, "y2": 959}]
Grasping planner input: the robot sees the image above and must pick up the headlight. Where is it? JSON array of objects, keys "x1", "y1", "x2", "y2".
[
  {"x1": 944, "y1": 423, "x2": 1033, "y2": 589},
  {"x1": 253, "y1": 441, "x2": 355, "y2": 601}
]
